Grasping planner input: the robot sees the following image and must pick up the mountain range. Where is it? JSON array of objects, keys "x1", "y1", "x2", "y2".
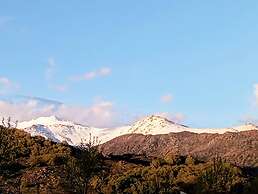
[
  {"x1": 18, "y1": 115, "x2": 257, "y2": 144},
  {"x1": 16, "y1": 115, "x2": 258, "y2": 167}
]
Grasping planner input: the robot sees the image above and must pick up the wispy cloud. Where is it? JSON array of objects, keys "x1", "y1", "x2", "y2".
[
  {"x1": 0, "y1": 16, "x2": 13, "y2": 30},
  {"x1": 254, "y1": 83, "x2": 258, "y2": 106},
  {"x1": 239, "y1": 114, "x2": 258, "y2": 125},
  {"x1": 51, "y1": 85, "x2": 68, "y2": 92},
  {"x1": 45, "y1": 57, "x2": 56, "y2": 81},
  {"x1": 0, "y1": 76, "x2": 19, "y2": 94},
  {"x1": 160, "y1": 94, "x2": 173, "y2": 104},
  {"x1": 99, "y1": 67, "x2": 112, "y2": 76},
  {"x1": 0, "y1": 77, "x2": 13, "y2": 87},
  {"x1": 71, "y1": 67, "x2": 112, "y2": 81},
  {"x1": 45, "y1": 57, "x2": 68, "y2": 92}
]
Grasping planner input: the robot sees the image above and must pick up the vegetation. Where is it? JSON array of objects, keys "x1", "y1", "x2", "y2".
[
  {"x1": 0, "y1": 122, "x2": 257, "y2": 194},
  {"x1": 66, "y1": 135, "x2": 103, "y2": 194}
]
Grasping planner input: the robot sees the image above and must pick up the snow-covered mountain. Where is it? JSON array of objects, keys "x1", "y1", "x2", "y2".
[
  {"x1": 127, "y1": 115, "x2": 258, "y2": 135},
  {"x1": 17, "y1": 115, "x2": 258, "y2": 145},
  {"x1": 18, "y1": 116, "x2": 105, "y2": 145},
  {"x1": 127, "y1": 115, "x2": 188, "y2": 135}
]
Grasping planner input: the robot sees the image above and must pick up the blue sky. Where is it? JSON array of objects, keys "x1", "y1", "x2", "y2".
[{"x1": 1, "y1": 0, "x2": 258, "y2": 127}]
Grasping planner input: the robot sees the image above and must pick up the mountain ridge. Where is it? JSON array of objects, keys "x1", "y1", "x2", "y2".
[
  {"x1": 18, "y1": 115, "x2": 258, "y2": 145},
  {"x1": 100, "y1": 130, "x2": 258, "y2": 167}
]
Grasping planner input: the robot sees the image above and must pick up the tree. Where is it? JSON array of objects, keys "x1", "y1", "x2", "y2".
[
  {"x1": 0, "y1": 117, "x2": 19, "y2": 163},
  {"x1": 197, "y1": 157, "x2": 241, "y2": 194},
  {"x1": 66, "y1": 134, "x2": 102, "y2": 194}
]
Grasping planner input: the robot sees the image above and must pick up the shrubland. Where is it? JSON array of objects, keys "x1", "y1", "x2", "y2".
[{"x1": 0, "y1": 124, "x2": 257, "y2": 194}]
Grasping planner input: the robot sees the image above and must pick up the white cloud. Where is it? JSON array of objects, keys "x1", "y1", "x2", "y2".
[
  {"x1": 0, "y1": 98, "x2": 121, "y2": 128},
  {"x1": 99, "y1": 67, "x2": 112, "y2": 76},
  {"x1": 0, "y1": 76, "x2": 19, "y2": 94},
  {"x1": 84, "y1": 71, "x2": 97, "y2": 80},
  {"x1": 160, "y1": 94, "x2": 173, "y2": 104},
  {"x1": 254, "y1": 84, "x2": 258, "y2": 105},
  {"x1": 45, "y1": 58, "x2": 68, "y2": 92},
  {"x1": 0, "y1": 77, "x2": 12, "y2": 87},
  {"x1": 71, "y1": 67, "x2": 112, "y2": 81},
  {"x1": 57, "y1": 101, "x2": 116, "y2": 127},
  {"x1": 0, "y1": 100, "x2": 52, "y2": 122}
]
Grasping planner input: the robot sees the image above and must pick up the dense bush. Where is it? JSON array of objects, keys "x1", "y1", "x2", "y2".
[
  {"x1": 89, "y1": 154, "x2": 253, "y2": 194},
  {"x1": 196, "y1": 157, "x2": 243, "y2": 194},
  {"x1": 66, "y1": 137, "x2": 103, "y2": 194},
  {"x1": 0, "y1": 125, "x2": 102, "y2": 194}
]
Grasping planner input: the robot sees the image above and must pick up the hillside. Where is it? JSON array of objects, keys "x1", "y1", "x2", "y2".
[
  {"x1": 100, "y1": 130, "x2": 258, "y2": 167},
  {"x1": 1, "y1": 126, "x2": 258, "y2": 194}
]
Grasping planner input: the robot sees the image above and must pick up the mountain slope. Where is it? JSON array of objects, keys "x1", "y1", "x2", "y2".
[{"x1": 100, "y1": 130, "x2": 258, "y2": 167}]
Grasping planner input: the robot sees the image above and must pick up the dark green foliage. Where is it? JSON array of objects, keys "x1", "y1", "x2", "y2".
[
  {"x1": 197, "y1": 157, "x2": 242, "y2": 194},
  {"x1": 66, "y1": 135, "x2": 103, "y2": 194},
  {"x1": 243, "y1": 176, "x2": 258, "y2": 194},
  {"x1": 0, "y1": 124, "x2": 257, "y2": 194},
  {"x1": 90, "y1": 155, "x2": 254, "y2": 194},
  {"x1": 0, "y1": 125, "x2": 101, "y2": 193}
]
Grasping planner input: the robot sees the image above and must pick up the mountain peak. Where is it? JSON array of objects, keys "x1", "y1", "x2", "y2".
[
  {"x1": 244, "y1": 122, "x2": 258, "y2": 128},
  {"x1": 18, "y1": 115, "x2": 63, "y2": 129},
  {"x1": 39, "y1": 115, "x2": 60, "y2": 121},
  {"x1": 140, "y1": 115, "x2": 176, "y2": 124},
  {"x1": 31, "y1": 115, "x2": 62, "y2": 124},
  {"x1": 127, "y1": 115, "x2": 187, "y2": 135},
  {"x1": 17, "y1": 115, "x2": 95, "y2": 145}
]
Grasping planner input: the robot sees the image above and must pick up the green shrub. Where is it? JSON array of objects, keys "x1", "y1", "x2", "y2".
[{"x1": 197, "y1": 157, "x2": 242, "y2": 194}]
